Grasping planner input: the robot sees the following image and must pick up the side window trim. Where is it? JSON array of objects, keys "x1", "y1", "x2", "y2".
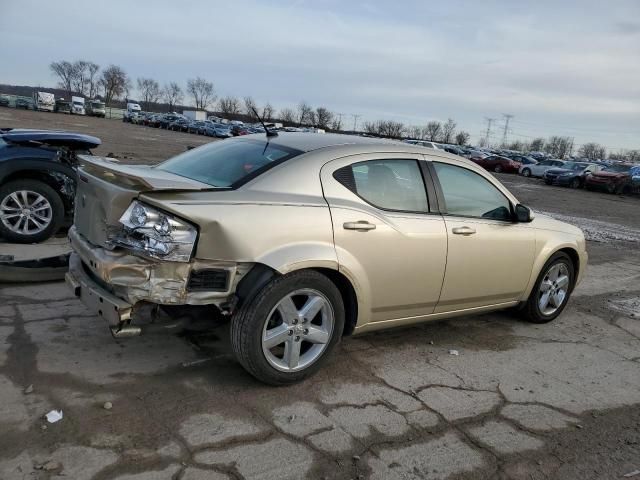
[
  {"x1": 429, "y1": 161, "x2": 515, "y2": 222},
  {"x1": 332, "y1": 157, "x2": 433, "y2": 215}
]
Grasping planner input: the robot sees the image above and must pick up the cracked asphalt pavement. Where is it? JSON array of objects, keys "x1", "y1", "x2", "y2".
[{"x1": 0, "y1": 110, "x2": 639, "y2": 479}]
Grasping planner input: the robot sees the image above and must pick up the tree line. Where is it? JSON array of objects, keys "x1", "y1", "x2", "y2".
[
  {"x1": 49, "y1": 59, "x2": 342, "y2": 129},
  {"x1": 47, "y1": 58, "x2": 638, "y2": 156}
]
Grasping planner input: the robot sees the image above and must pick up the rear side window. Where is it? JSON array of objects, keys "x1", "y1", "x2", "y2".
[
  {"x1": 157, "y1": 139, "x2": 302, "y2": 188},
  {"x1": 334, "y1": 159, "x2": 428, "y2": 213}
]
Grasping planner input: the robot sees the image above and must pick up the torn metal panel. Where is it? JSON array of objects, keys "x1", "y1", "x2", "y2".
[{"x1": 69, "y1": 226, "x2": 252, "y2": 307}]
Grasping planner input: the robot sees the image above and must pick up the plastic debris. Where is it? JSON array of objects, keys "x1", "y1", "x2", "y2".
[
  {"x1": 448, "y1": 349, "x2": 459, "y2": 356},
  {"x1": 45, "y1": 410, "x2": 63, "y2": 423},
  {"x1": 24, "y1": 384, "x2": 33, "y2": 394},
  {"x1": 624, "y1": 471, "x2": 640, "y2": 478},
  {"x1": 103, "y1": 401, "x2": 113, "y2": 410}
]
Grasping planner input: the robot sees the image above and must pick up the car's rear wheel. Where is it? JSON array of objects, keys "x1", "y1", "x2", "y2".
[
  {"x1": 0, "y1": 179, "x2": 64, "y2": 243},
  {"x1": 494, "y1": 165, "x2": 503, "y2": 173},
  {"x1": 522, "y1": 168, "x2": 531, "y2": 177},
  {"x1": 231, "y1": 270, "x2": 344, "y2": 385},
  {"x1": 521, "y1": 252, "x2": 574, "y2": 324}
]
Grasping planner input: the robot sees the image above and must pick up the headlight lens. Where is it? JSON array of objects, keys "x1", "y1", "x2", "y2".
[
  {"x1": 560, "y1": 172, "x2": 574, "y2": 176},
  {"x1": 113, "y1": 200, "x2": 197, "y2": 262}
]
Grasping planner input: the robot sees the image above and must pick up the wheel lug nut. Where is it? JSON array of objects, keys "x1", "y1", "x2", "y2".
[
  {"x1": 292, "y1": 319, "x2": 298, "y2": 324},
  {"x1": 303, "y1": 328, "x2": 309, "y2": 335},
  {"x1": 295, "y1": 336, "x2": 300, "y2": 342},
  {"x1": 288, "y1": 330, "x2": 293, "y2": 336}
]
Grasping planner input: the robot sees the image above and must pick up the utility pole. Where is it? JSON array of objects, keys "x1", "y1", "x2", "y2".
[
  {"x1": 502, "y1": 114, "x2": 513, "y2": 146},
  {"x1": 484, "y1": 117, "x2": 495, "y2": 147},
  {"x1": 351, "y1": 114, "x2": 361, "y2": 132},
  {"x1": 335, "y1": 112, "x2": 345, "y2": 130}
]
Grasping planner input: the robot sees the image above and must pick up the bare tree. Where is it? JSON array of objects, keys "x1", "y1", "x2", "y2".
[
  {"x1": 455, "y1": 131, "x2": 470, "y2": 146},
  {"x1": 99, "y1": 65, "x2": 130, "y2": 106},
  {"x1": 86, "y1": 62, "x2": 100, "y2": 98},
  {"x1": 162, "y1": 82, "x2": 183, "y2": 112},
  {"x1": 186, "y1": 77, "x2": 216, "y2": 110},
  {"x1": 297, "y1": 101, "x2": 313, "y2": 126},
  {"x1": 544, "y1": 136, "x2": 574, "y2": 159},
  {"x1": 314, "y1": 107, "x2": 334, "y2": 129},
  {"x1": 70, "y1": 60, "x2": 90, "y2": 96},
  {"x1": 218, "y1": 96, "x2": 241, "y2": 117},
  {"x1": 406, "y1": 125, "x2": 422, "y2": 139},
  {"x1": 609, "y1": 149, "x2": 640, "y2": 162},
  {"x1": 262, "y1": 103, "x2": 274, "y2": 121},
  {"x1": 530, "y1": 138, "x2": 545, "y2": 152},
  {"x1": 441, "y1": 118, "x2": 457, "y2": 144},
  {"x1": 330, "y1": 115, "x2": 342, "y2": 131},
  {"x1": 363, "y1": 121, "x2": 379, "y2": 135},
  {"x1": 50, "y1": 60, "x2": 75, "y2": 96},
  {"x1": 244, "y1": 96, "x2": 259, "y2": 120},
  {"x1": 424, "y1": 121, "x2": 442, "y2": 141},
  {"x1": 279, "y1": 108, "x2": 296, "y2": 124},
  {"x1": 137, "y1": 77, "x2": 161, "y2": 111},
  {"x1": 380, "y1": 121, "x2": 404, "y2": 138},
  {"x1": 578, "y1": 142, "x2": 606, "y2": 160}
]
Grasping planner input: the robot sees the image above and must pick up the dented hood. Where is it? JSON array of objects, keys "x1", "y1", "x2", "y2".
[
  {"x1": 78, "y1": 155, "x2": 213, "y2": 191},
  {"x1": 1, "y1": 129, "x2": 101, "y2": 149}
]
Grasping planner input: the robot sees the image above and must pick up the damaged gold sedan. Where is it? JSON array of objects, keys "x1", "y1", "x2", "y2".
[{"x1": 66, "y1": 132, "x2": 587, "y2": 384}]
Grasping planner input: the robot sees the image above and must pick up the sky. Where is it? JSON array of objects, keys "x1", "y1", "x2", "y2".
[{"x1": 1, "y1": 0, "x2": 639, "y2": 151}]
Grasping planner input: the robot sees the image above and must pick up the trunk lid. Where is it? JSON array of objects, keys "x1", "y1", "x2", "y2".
[{"x1": 74, "y1": 155, "x2": 213, "y2": 247}]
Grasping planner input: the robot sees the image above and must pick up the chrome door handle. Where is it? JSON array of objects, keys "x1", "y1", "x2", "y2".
[
  {"x1": 452, "y1": 226, "x2": 476, "y2": 236},
  {"x1": 343, "y1": 221, "x2": 376, "y2": 231}
]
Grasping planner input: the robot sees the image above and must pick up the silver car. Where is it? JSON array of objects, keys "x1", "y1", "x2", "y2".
[{"x1": 520, "y1": 159, "x2": 565, "y2": 178}]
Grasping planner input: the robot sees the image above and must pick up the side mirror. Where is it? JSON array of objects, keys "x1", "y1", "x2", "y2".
[{"x1": 515, "y1": 204, "x2": 534, "y2": 223}]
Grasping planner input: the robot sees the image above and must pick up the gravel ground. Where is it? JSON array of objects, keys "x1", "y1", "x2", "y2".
[{"x1": 0, "y1": 108, "x2": 639, "y2": 480}]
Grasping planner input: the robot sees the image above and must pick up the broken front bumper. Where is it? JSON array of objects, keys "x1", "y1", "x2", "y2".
[{"x1": 66, "y1": 226, "x2": 251, "y2": 327}]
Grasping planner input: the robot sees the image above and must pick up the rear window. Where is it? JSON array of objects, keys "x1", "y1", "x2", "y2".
[{"x1": 157, "y1": 139, "x2": 302, "y2": 188}]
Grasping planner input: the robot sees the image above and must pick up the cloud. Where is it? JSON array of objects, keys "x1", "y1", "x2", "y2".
[{"x1": 0, "y1": 0, "x2": 638, "y2": 148}]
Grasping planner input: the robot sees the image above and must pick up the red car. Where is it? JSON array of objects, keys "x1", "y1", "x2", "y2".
[
  {"x1": 584, "y1": 164, "x2": 633, "y2": 194},
  {"x1": 471, "y1": 155, "x2": 522, "y2": 174}
]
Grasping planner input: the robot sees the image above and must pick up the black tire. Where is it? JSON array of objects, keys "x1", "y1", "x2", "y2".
[
  {"x1": 494, "y1": 165, "x2": 503, "y2": 173},
  {"x1": 570, "y1": 178, "x2": 580, "y2": 189},
  {"x1": 522, "y1": 168, "x2": 531, "y2": 177},
  {"x1": 0, "y1": 179, "x2": 64, "y2": 243},
  {"x1": 231, "y1": 270, "x2": 345, "y2": 385},
  {"x1": 606, "y1": 183, "x2": 616, "y2": 194},
  {"x1": 544, "y1": 179, "x2": 552, "y2": 185},
  {"x1": 521, "y1": 252, "x2": 575, "y2": 324}
]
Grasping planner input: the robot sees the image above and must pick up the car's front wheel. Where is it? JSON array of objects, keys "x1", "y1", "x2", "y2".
[
  {"x1": 494, "y1": 165, "x2": 503, "y2": 173},
  {"x1": 570, "y1": 178, "x2": 581, "y2": 189},
  {"x1": 521, "y1": 252, "x2": 574, "y2": 324},
  {"x1": 0, "y1": 179, "x2": 64, "y2": 243},
  {"x1": 231, "y1": 270, "x2": 344, "y2": 385},
  {"x1": 521, "y1": 168, "x2": 531, "y2": 177}
]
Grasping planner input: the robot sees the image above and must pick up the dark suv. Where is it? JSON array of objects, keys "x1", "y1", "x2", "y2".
[{"x1": 0, "y1": 129, "x2": 101, "y2": 243}]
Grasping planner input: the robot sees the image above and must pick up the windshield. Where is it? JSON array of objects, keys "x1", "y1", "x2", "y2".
[
  {"x1": 604, "y1": 164, "x2": 631, "y2": 173},
  {"x1": 91, "y1": 102, "x2": 105, "y2": 108},
  {"x1": 157, "y1": 139, "x2": 303, "y2": 187},
  {"x1": 562, "y1": 161, "x2": 588, "y2": 171}
]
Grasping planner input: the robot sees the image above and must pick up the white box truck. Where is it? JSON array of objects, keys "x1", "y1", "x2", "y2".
[
  {"x1": 86, "y1": 99, "x2": 106, "y2": 118},
  {"x1": 183, "y1": 110, "x2": 207, "y2": 121},
  {"x1": 33, "y1": 91, "x2": 55, "y2": 112},
  {"x1": 71, "y1": 96, "x2": 85, "y2": 115}
]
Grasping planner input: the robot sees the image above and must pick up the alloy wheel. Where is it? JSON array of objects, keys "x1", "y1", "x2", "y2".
[
  {"x1": 538, "y1": 263, "x2": 570, "y2": 315},
  {"x1": 0, "y1": 190, "x2": 53, "y2": 235},
  {"x1": 261, "y1": 289, "x2": 334, "y2": 372}
]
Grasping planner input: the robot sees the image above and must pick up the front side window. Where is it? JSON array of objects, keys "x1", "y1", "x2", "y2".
[
  {"x1": 434, "y1": 162, "x2": 512, "y2": 221},
  {"x1": 334, "y1": 159, "x2": 428, "y2": 213},
  {"x1": 158, "y1": 139, "x2": 302, "y2": 188}
]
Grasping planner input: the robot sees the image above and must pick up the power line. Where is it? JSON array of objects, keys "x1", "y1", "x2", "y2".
[
  {"x1": 501, "y1": 114, "x2": 513, "y2": 145},
  {"x1": 484, "y1": 117, "x2": 496, "y2": 147}
]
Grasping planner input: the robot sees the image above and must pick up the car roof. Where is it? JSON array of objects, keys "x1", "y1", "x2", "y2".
[
  {"x1": 243, "y1": 132, "x2": 403, "y2": 153},
  {"x1": 0, "y1": 129, "x2": 101, "y2": 148}
]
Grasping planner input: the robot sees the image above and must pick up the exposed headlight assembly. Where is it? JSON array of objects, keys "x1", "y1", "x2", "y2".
[
  {"x1": 560, "y1": 172, "x2": 574, "y2": 176},
  {"x1": 112, "y1": 200, "x2": 197, "y2": 262}
]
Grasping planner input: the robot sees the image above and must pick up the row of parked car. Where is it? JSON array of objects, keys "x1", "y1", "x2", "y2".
[
  {"x1": 124, "y1": 111, "x2": 269, "y2": 138},
  {"x1": 402, "y1": 140, "x2": 639, "y2": 195},
  {"x1": 464, "y1": 150, "x2": 639, "y2": 195}
]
